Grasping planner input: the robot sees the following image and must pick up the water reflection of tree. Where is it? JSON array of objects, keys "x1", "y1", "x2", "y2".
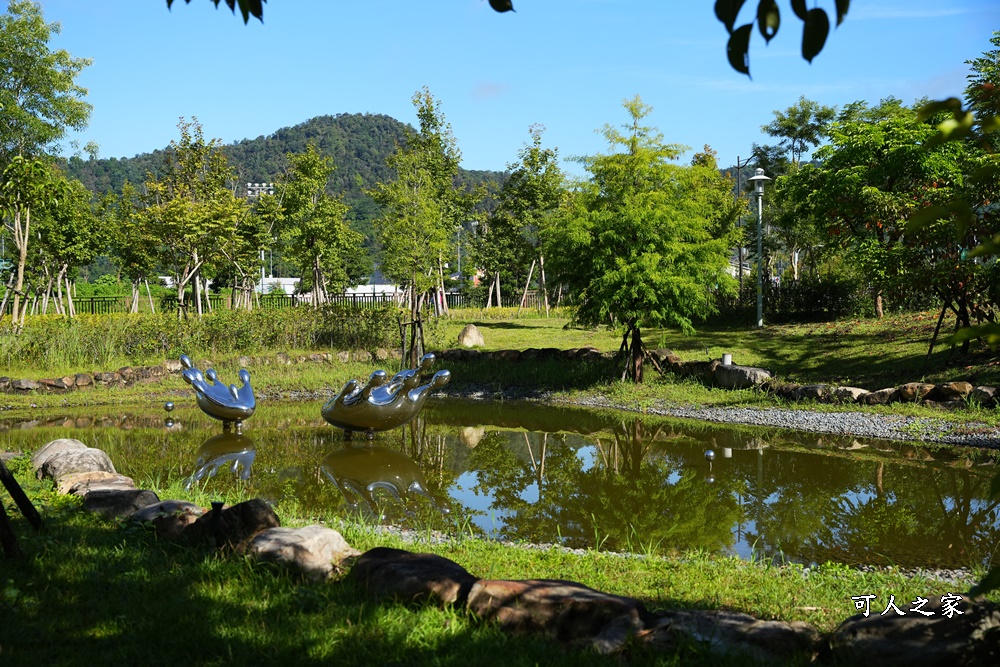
[
  {"x1": 467, "y1": 418, "x2": 740, "y2": 555},
  {"x1": 742, "y1": 450, "x2": 1000, "y2": 569}
]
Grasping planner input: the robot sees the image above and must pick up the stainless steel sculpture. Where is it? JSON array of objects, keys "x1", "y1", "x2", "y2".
[
  {"x1": 185, "y1": 432, "x2": 256, "y2": 490},
  {"x1": 319, "y1": 445, "x2": 448, "y2": 515},
  {"x1": 321, "y1": 353, "x2": 450, "y2": 439},
  {"x1": 180, "y1": 354, "x2": 256, "y2": 433}
]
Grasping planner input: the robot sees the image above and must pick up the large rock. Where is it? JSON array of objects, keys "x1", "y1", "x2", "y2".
[
  {"x1": 858, "y1": 388, "x2": 899, "y2": 405},
  {"x1": 638, "y1": 609, "x2": 819, "y2": 663},
  {"x1": 713, "y1": 364, "x2": 772, "y2": 389},
  {"x1": 60, "y1": 471, "x2": 135, "y2": 496},
  {"x1": 831, "y1": 386, "x2": 868, "y2": 403},
  {"x1": 457, "y1": 324, "x2": 485, "y2": 348},
  {"x1": 969, "y1": 386, "x2": 998, "y2": 408},
  {"x1": 130, "y1": 500, "x2": 206, "y2": 540},
  {"x1": 350, "y1": 547, "x2": 478, "y2": 605},
  {"x1": 250, "y1": 525, "x2": 360, "y2": 582},
  {"x1": 31, "y1": 438, "x2": 88, "y2": 471},
  {"x1": 184, "y1": 499, "x2": 280, "y2": 552},
  {"x1": 897, "y1": 382, "x2": 936, "y2": 402},
  {"x1": 467, "y1": 579, "x2": 650, "y2": 653},
  {"x1": 36, "y1": 446, "x2": 116, "y2": 482},
  {"x1": 82, "y1": 488, "x2": 160, "y2": 519},
  {"x1": 795, "y1": 384, "x2": 829, "y2": 401},
  {"x1": 929, "y1": 381, "x2": 974, "y2": 402},
  {"x1": 823, "y1": 594, "x2": 1000, "y2": 666}
]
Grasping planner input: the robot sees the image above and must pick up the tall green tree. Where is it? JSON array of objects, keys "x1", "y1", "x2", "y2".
[
  {"x1": 760, "y1": 95, "x2": 836, "y2": 166},
  {"x1": 0, "y1": 0, "x2": 91, "y2": 164},
  {"x1": 101, "y1": 181, "x2": 160, "y2": 312},
  {"x1": 140, "y1": 118, "x2": 247, "y2": 318},
  {"x1": 482, "y1": 124, "x2": 565, "y2": 314},
  {"x1": 32, "y1": 174, "x2": 102, "y2": 316},
  {"x1": 545, "y1": 96, "x2": 740, "y2": 382},
  {"x1": 369, "y1": 88, "x2": 477, "y2": 361},
  {"x1": 0, "y1": 155, "x2": 61, "y2": 323},
  {"x1": 262, "y1": 144, "x2": 364, "y2": 306}
]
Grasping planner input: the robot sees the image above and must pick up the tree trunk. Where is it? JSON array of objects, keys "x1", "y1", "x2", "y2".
[
  {"x1": 11, "y1": 208, "x2": 30, "y2": 323},
  {"x1": 64, "y1": 272, "x2": 76, "y2": 318},
  {"x1": 485, "y1": 273, "x2": 495, "y2": 310},
  {"x1": 631, "y1": 324, "x2": 644, "y2": 383},
  {"x1": 539, "y1": 253, "x2": 550, "y2": 317},
  {"x1": 518, "y1": 259, "x2": 536, "y2": 315},
  {"x1": 495, "y1": 272, "x2": 502, "y2": 308},
  {"x1": 145, "y1": 279, "x2": 155, "y2": 314},
  {"x1": 874, "y1": 288, "x2": 884, "y2": 319}
]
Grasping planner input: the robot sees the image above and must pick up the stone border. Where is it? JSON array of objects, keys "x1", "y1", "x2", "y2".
[{"x1": 4, "y1": 346, "x2": 997, "y2": 413}]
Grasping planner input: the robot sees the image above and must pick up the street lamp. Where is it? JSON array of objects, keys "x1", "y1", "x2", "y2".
[{"x1": 747, "y1": 168, "x2": 771, "y2": 328}]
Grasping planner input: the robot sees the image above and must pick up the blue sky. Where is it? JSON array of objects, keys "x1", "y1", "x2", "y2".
[{"x1": 36, "y1": 0, "x2": 1000, "y2": 178}]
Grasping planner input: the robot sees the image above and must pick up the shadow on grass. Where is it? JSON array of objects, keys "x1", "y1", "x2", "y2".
[{"x1": 2, "y1": 501, "x2": 679, "y2": 667}]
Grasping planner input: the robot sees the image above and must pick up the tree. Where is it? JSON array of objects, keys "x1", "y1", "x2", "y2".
[
  {"x1": 544, "y1": 96, "x2": 740, "y2": 382},
  {"x1": 0, "y1": 155, "x2": 62, "y2": 324},
  {"x1": 806, "y1": 98, "x2": 994, "y2": 327},
  {"x1": 0, "y1": 0, "x2": 92, "y2": 164},
  {"x1": 481, "y1": 124, "x2": 565, "y2": 314},
  {"x1": 369, "y1": 88, "x2": 477, "y2": 362},
  {"x1": 140, "y1": 118, "x2": 247, "y2": 318},
  {"x1": 31, "y1": 174, "x2": 103, "y2": 316},
  {"x1": 760, "y1": 95, "x2": 836, "y2": 166},
  {"x1": 101, "y1": 181, "x2": 160, "y2": 312},
  {"x1": 262, "y1": 144, "x2": 364, "y2": 306}
]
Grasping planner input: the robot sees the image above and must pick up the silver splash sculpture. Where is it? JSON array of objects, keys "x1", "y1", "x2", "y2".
[
  {"x1": 180, "y1": 354, "x2": 256, "y2": 433},
  {"x1": 319, "y1": 445, "x2": 449, "y2": 516},
  {"x1": 321, "y1": 353, "x2": 450, "y2": 439}
]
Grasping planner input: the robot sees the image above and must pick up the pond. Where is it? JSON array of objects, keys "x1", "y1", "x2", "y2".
[{"x1": 3, "y1": 398, "x2": 999, "y2": 571}]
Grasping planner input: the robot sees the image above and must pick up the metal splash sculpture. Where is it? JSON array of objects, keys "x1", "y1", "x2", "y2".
[
  {"x1": 321, "y1": 353, "x2": 450, "y2": 439},
  {"x1": 185, "y1": 432, "x2": 256, "y2": 490},
  {"x1": 180, "y1": 354, "x2": 256, "y2": 433},
  {"x1": 320, "y1": 445, "x2": 449, "y2": 516}
]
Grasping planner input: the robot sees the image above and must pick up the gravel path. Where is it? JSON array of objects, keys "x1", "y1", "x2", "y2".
[{"x1": 434, "y1": 385, "x2": 1000, "y2": 449}]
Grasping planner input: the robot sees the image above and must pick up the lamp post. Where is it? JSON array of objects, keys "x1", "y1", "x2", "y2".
[{"x1": 747, "y1": 168, "x2": 770, "y2": 328}]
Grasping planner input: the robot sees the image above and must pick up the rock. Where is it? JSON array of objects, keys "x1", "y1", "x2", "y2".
[
  {"x1": 457, "y1": 324, "x2": 485, "y2": 348},
  {"x1": 824, "y1": 594, "x2": 1000, "y2": 666},
  {"x1": 492, "y1": 349, "x2": 521, "y2": 362},
  {"x1": 250, "y1": 525, "x2": 360, "y2": 582},
  {"x1": 83, "y1": 488, "x2": 161, "y2": 519},
  {"x1": 74, "y1": 373, "x2": 94, "y2": 387},
  {"x1": 897, "y1": 382, "x2": 936, "y2": 402},
  {"x1": 39, "y1": 376, "x2": 75, "y2": 390},
  {"x1": 163, "y1": 359, "x2": 184, "y2": 373},
  {"x1": 237, "y1": 356, "x2": 252, "y2": 368},
  {"x1": 858, "y1": 388, "x2": 899, "y2": 405},
  {"x1": 831, "y1": 386, "x2": 867, "y2": 403},
  {"x1": 31, "y1": 438, "x2": 88, "y2": 471},
  {"x1": 929, "y1": 381, "x2": 974, "y2": 402},
  {"x1": 11, "y1": 379, "x2": 41, "y2": 391},
  {"x1": 184, "y1": 499, "x2": 281, "y2": 552},
  {"x1": 467, "y1": 579, "x2": 649, "y2": 652},
  {"x1": 350, "y1": 547, "x2": 478, "y2": 605},
  {"x1": 351, "y1": 350, "x2": 372, "y2": 362},
  {"x1": 94, "y1": 371, "x2": 122, "y2": 385},
  {"x1": 36, "y1": 446, "x2": 116, "y2": 482},
  {"x1": 638, "y1": 609, "x2": 819, "y2": 663},
  {"x1": 714, "y1": 364, "x2": 773, "y2": 389},
  {"x1": 60, "y1": 471, "x2": 135, "y2": 495},
  {"x1": 130, "y1": 500, "x2": 206, "y2": 540},
  {"x1": 648, "y1": 348, "x2": 682, "y2": 367},
  {"x1": 969, "y1": 386, "x2": 998, "y2": 408},
  {"x1": 336, "y1": 350, "x2": 351, "y2": 363},
  {"x1": 795, "y1": 384, "x2": 829, "y2": 401}
]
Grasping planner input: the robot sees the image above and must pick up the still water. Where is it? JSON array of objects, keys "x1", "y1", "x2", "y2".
[{"x1": 3, "y1": 398, "x2": 998, "y2": 570}]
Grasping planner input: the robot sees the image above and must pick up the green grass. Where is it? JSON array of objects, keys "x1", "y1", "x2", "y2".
[{"x1": 2, "y1": 460, "x2": 987, "y2": 666}]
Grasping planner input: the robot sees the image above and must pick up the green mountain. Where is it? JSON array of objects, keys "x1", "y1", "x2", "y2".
[{"x1": 61, "y1": 113, "x2": 504, "y2": 243}]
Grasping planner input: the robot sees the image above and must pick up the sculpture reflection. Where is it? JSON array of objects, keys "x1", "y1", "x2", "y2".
[
  {"x1": 185, "y1": 431, "x2": 256, "y2": 489},
  {"x1": 180, "y1": 354, "x2": 256, "y2": 433},
  {"x1": 319, "y1": 444, "x2": 449, "y2": 517},
  {"x1": 321, "y1": 353, "x2": 450, "y2": 439}
]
